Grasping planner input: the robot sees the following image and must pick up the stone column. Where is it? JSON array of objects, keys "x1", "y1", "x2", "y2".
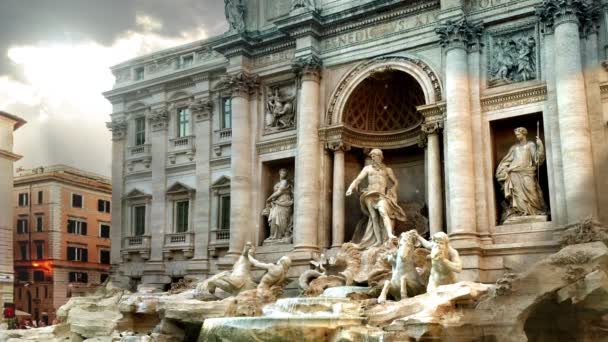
[
  {"x1": 421, "y1": 120, "x2": 443, "y2": 236},
  {"x1": 435, "y1": 18, "x2": 482, "y2": 238},
  {"x1": 190, "y1": 99, "x2": 213, "y2": 269},
  {"x1": 293, "y1": 56, "x2": 322, "y2": 254},
  {"x1": 106, "y1": 119, "x2": 127, "y2": 269},
  {"x1": 328, "y1": 142, "x2": 350, "y2": 248},
  {"x1": 222, "y1": 72, "x2": 259, "y2": 258},
  {"x1": 537, "y1": 1, "x2": 599, "y2": 223}
]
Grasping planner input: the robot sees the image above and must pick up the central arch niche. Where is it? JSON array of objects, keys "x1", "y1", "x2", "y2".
[{"x1": 343, "y1": 70, "x2": 425, "y2": 132}]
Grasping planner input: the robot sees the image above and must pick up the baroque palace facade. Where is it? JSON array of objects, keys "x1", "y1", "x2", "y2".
[{"x1": 105, "y1": 0, "x2": 608, "y2": 289}]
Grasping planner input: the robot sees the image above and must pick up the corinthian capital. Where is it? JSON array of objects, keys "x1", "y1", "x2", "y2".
[
  {"x1": 189, "y1": 98, "x2": 214, "y2": 122},
  {"x1": 435, "y1": 17, "x2": 483, "y2": 52},
  {"x1": 106, "y1": 119, "x2": 128, "y2": 141},
  {"x1": 293, "y1": 55, "x2": 322, "y2": 82},
  {"x1": 216, "y1": 72, "x2": 260, "y2": 98},
  {"x1": 146, "y1": 107, "x2": 169, "y2": 132},
  {"x1": 536, "y1": 0, "x2": 588, "y2": 29},
  {"x1": 326, "y1": 141, "x2": 351, "y2": 153}
]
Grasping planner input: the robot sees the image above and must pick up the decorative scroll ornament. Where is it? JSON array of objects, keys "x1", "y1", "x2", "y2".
[
  {"x1": 106, "y1": 119, "x2": 128, "y2": 140},
  {"x1": 189, "y1": 98, "x2": 214, "y2": 122},
  {"x1": 293, "y1": 55, "x2": 322, "y2": 81},
  {"x1": 435, "y1": 17, "x2": 484, "y2": 51},
  {"x1": 216, "y1": 72, "x2": 260, "y2": 97},
  {"x1": 146, "y1": 107, "x2": 169, "y2": 131}
]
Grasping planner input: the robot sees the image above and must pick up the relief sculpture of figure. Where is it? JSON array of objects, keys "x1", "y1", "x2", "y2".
[
  {"x1": 262, "y1": 168, "x2": 294, "y2": 244},
  {"x1": 346, "y1": 149, "x2": 407, "y2": 248},
  {"x1": 417, "y1": 232, "x2": 462, "y2": 292},
  {"x1": 266, "y1": 88, "x2": 295, "y2": 131},
  {"x1": 224, "y1": 0, "x2": 245, "y2": 32},
  {"x1": 495, "y1": 127, "x2": 547, "y2": 224}
]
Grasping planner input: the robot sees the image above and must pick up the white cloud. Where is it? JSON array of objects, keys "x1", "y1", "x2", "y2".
[{"x1": 3, "y1": 25, "x2": 209, "y2": 176}]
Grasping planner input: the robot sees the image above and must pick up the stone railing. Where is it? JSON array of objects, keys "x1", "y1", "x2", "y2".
[
  {"x1": 212, "y1": 229, "x2": 230, "y2": 241},
  {"x1": 215, "y1": 128, "x2": 232, "y2": 143},
  {"x1": 127, "y1": 144, "x2": 152, "y2": 158},
  {"x1": 163, "y1": 232, "x2": 195, "y2": 259},
  {"x1": 169, "y1": 136, "x2": 195, "y2": 153},
  {"x1": 121, "y1": 235, "x2": 151, "y2": 261}
]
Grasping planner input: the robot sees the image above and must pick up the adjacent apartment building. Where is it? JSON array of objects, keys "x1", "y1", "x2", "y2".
[
  {"x1": 13, "y1": 165, "x2": 112, "y2": 324},
  {"x1": 0, "y1": 111, "x2": 26, "y2": 308}
]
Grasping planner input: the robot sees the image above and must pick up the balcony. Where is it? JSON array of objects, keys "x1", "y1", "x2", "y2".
[
  {"x1": 212, "y1": 129, "x2": 232, "y2": 157},
  {"x1": 208, "y1": 229, "x2": 229, "y2": 257},
  {"x1": 121, "y1": 235, "x2": 151, "y2": 261},
  {"x1": 126, "y1": 144, "x2": 152, "y2": 171},
  {"x1": 163, "y1": 232, "x2": 195, "y2": 259},
  {"x1": 168, "y1": 136, "x2": 195, "y2": 164}
]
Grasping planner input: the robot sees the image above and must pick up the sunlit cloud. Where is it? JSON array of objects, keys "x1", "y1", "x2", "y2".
[{"x1": 2, "y1": 21, "x2": 210, "y2": 176}]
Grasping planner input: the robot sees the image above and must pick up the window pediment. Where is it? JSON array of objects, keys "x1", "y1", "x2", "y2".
[
  {"x1": 167, "y1": 181, "x2": 195, "y2": 195},
  {"x1": 124, "y1": 188, "x2": 152, "y2": 201},
  {"x1": 211, "y1": 176, "x2": 231, "y2": 189}
]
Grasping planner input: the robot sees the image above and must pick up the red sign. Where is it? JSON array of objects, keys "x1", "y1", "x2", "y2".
[{"x1": 3, "y1": 303, "x2": 15, "y2": 318}]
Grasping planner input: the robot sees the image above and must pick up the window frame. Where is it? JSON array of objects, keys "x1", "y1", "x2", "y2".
[
  {"x1": 177, "y1": 107, "x2": 191, "y2": 138},
  {"x1": 35, "y1": 241, "x2": 44, "y2": 260},
  {"x1": 133, "y1": 205, "x2": 146, "y2": 236},
  {"x1": 134, "y1": 66, "x2": 144, "y2": 81},
  {"x1": 19, "y1": 242, "x2": 28, "y2": 261},
  {"x1": 179, "y1": 53, "x2": 194, "y2": 69},
  {"x1": 99, "y1": 249, "x2": 110, "y2": 265},
  {"x1": 67, "y1": 219, "x2": 87, "y2": 235},
  {"x1": 37, "y1": 191, "x2": 43, "y2": 204},
  {"x1": 33, "y1": 270, "x2": 45, "y2": 282},
  {"x1": 134, "y1": 116, "x2": 146, "y2": 146},
  {"x1": 71, "y1": 193, "x2": 83, "y2": 208},
  {"x1": 18, "y1": 193, "x2": 28, "y2": 207},
  {"x1": 97, "y1": 199, "x2": 111, "y2": 213},
  {"x1": 67, "y1": 246, "x2": 88, "y2": 262},
  {"x1": 174, "y1": 200, "x2": 190, "y2": 233},
  {"x1": 221, "y1": 97, "x2": 232, "y2": 129},
  {"x1": 68, "y1": 271, "x2": 88, "y2": 283},
  {"x1": 17, "y1": 218, "x2": 28, "y2": 234},
  {"x1": 219, "y1": 194, "x2": 231, "y2": 232},
  {"x1": 99, "y1": 223, "x2": 111, "y2": 239},
  {"x1": 35, "y1": 215, "x2": 43, "y2": 232}
]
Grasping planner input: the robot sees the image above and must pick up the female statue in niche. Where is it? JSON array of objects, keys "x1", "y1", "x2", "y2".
[
  {"x1": 495, "y1": 126, "x2": 547, "y2": 223},
  {"x1": 262, "y1": 168, "x2": 294, "y2": 244}
]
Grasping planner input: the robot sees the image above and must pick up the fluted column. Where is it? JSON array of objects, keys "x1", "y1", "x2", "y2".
[
  {"x1": 435, "y1": 18, "x2": 482, "y2": 237},
  {"x1": 328, "y1": 142, "x2": 350, "y2": 248},
  {"x1": 220, "y1": 72, "x2": 260, "y2": 258},
  {"x1": 422, "y1": 119, "x2": 444, "y2": 236},
  {"x1": 537, "y1": 0, "x2": 598, "y2": 223},
  {"x1": 106, "y1": 119, "x2": 127, "y2": 267},
  {"x1": 293, "y1": 57, "x2": 322, "y2": 254}
]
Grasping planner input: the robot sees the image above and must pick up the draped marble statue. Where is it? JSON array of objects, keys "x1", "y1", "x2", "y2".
[
  {"x1": 262, "y1": 168, "x2": 294, "y2": 244},
  {"x1": 346, "y1": 149, "x2": 407, "y2": 248},
  {"x1": 495, "y1": 127, "x2": 547, "y2": 224},
  {"x1": 224, "y1": 0, "x2": 245, "y2": 32}
]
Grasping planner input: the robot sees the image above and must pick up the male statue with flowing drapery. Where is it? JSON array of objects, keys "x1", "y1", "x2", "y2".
[
  {"x1": 495, "y1": 127, "x2": 547, "y2": 223},
  {"x1": 346, "y1": 149, "x2": 407, "y2": 248}
]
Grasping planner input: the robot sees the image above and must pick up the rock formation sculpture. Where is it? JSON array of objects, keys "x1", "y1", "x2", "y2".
[
  {"x1": 378, "y1": 231, "x2": 429, "y2": 303},
  {"x1": 417, "y1": 232, "x2": 462, "y2": 292},
  {"x1": 495, "y1": 126, "x2": 547, "y2": 224},
  {"x1": 346, "y1": 148, "x2": 407, "y2": 248}
]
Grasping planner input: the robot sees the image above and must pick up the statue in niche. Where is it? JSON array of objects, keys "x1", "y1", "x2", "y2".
[
  {"x1": 224, "y1": 0, "x2": 245, "y2": 32},
  {"x1": 496, "y1": 127, "x2": 547, "y2": 224},
  {"x1": 265, "y1": 87, "x2": 296, "y2": 131},
  {"x1": 417, "y1": 232, "x2": 462, "y2": 292},
  {"x1": 489, "y1": 34, "x2": 536, "y2": 87},
  {"x1": 262, "y1": 168, "x2": 294, "y2": 244},
  {"x1": 346, "y1": 149, "x2": 407, "y2": 248}
]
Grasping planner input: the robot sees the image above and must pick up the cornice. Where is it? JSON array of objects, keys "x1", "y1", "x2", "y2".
[
  {"x1": 319, "y1": 124, "x2": 421, "y2": 149},
  {"x1": 481, "y1": 84, "x2": 547, "y2": 111},
  {"x1": 0, "y1": 149, "x2": 22, "y2": 162},
  {"x1": 256, "y1": 136, "x2": 298, "y2": 155}
]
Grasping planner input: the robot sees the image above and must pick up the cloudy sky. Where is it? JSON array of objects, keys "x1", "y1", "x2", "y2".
[{"x1": 0, "y1": 0, "x2": 226, "y2": 177}]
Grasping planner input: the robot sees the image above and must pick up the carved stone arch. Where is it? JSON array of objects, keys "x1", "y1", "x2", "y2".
[{"x1": 327, "y1": 56, "x2": 443, "y2": 126}]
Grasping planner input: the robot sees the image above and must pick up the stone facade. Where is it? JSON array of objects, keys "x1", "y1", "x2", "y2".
[
  {"x1": 105, "y1": 0, "x2": 608, "y2": 288},
  {"x1": 12, "y1": 165, "x2": 112, "y2": 323},
  {"x1": 0, "y1": 111, "x2": 25, "y2": 310}
]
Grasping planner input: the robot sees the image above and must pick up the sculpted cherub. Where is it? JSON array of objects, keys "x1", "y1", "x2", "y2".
[{"x1": 417, "y1": 232, "x2": 462, "y2": 291}]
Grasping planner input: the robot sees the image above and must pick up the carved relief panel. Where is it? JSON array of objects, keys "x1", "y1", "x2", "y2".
[
  {"x1": 487, "y1": 24, "x2": 539, "y2": 88},
  {"x1": 264, "y1": 81, "x2": 297, "y2": 134}
]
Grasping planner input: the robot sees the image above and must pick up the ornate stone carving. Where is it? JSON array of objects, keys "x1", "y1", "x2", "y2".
[
  {"x1": 225, "y1": 0, "x2": 246, "y2": 32},
  {"x1": 421, "y1": 121, "x2": 443, "y2": 135},
  {"x1": 216, "y1": 72, "x2": 260, "y2": 97},
  {"x1": 189, "y1": 98, "x2": 213, "y2": 122},
  {"x1": 106, "y1": 119, "x2": 128, "y2": 140},
  {"x1": 291, "y1": 0, "x2": 315, "y2": 11},
  {"x1": 378, "y1": 231, "x2": 429, "y2": 303},
  {"x1": 146, "y1": 107, "x2": 169, "y2": 131},
  {"x1": 346, "y1": 149, "x2": 407, "y2": 248},
  {"x1": 495, "y1": 127, "x2": 547, "y2": 224},
  {"x1": 417, "y1": 232, "x2": 462, "y2": 292},
  {"x1": 256, "y1": 136, "x2": 297, "y2": 155},
  {"x1": 435, "y1": 17, "x2": 484, "y2": 51},
  {"x1": 326, "y1": 141, "x2": 351, "y2": 153},
  {"x1": 535, "y1": 0, "x2": 586, "y2": 29},
  {"x1": 293, "y1": 55, "x2": 322, "y2": 82},
  {"x1": 579, "y1": 2, "x2": 601, "y2": 38},
  {"x1": 559, "y1": 217, "x2": 608, "y2": 246},
  {"x1": 262, "y1": 169, "x2": 294, "y2": 245},
  {"x1": 265, "y1": 85, "x2": 296, "y2": 132},
  {"x1": 488, "y1": 29, "x2": 537, "y2": 87}
]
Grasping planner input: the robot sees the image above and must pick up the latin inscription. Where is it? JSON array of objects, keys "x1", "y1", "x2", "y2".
[
  {"x1": 253, "y1": 49, "x2": 295, "y2": 68},
  {"x1": 469, "y1": 0, "x2": 519, "y2": 11},
  {"x1": 322, "y1": 11, "x2": 439, "y2": 51}
]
